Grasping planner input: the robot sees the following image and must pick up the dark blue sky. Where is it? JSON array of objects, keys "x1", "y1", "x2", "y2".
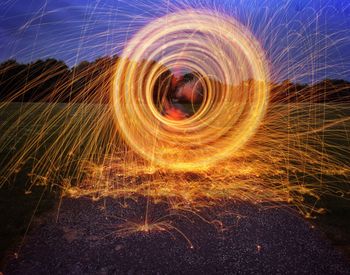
[{"x1": 0, "y1": 0, "x2": 349, "y2": 82}]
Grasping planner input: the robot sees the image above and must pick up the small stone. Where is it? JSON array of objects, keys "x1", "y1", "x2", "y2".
[
  {"x1": 99, "y1": 267, "x2": 109, "y2": 274},
  {"x1": 63, "y1": 228, "x2": 79, "y2": 243},
  {"x1": 87, "y1": 235, "x2": 100, "y2": 241},
  {"x1": 115, "y1": 244, "x2": 123, "y2": 251}
]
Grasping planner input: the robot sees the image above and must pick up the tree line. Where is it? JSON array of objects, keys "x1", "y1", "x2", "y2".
[
  {"x1": 0, "y1": 57, "x2": 117, "y2": 103},
  {"x1": 0, "y1": 57, "x2": 349, "y2": 103}
]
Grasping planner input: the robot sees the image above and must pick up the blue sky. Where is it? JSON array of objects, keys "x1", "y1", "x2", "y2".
[{"x1": 0, "y1": 0, "x2": 349, "y2": 82}]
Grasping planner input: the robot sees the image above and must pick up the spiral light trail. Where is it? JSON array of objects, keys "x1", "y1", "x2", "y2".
[
  {"x1": 113, "y1": 10, "x2": 270, "y2": 171},
  {"x1": 0, "y1": 2, "x2": 349, "y2": 226}
]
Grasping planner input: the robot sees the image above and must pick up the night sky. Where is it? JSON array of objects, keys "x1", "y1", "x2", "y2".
[{"x1": 0, "y1": 0, "x2": 349, "y2": 82}]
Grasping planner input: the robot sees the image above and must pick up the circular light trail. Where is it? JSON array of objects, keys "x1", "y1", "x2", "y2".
[{"x1": 113, "y1": 10, "x2": 270, "y2": 171}]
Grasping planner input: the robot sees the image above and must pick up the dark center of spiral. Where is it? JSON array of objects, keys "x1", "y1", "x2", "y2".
[{"x1": 153, "y1": 68, "x2": 204, "y2": 120}]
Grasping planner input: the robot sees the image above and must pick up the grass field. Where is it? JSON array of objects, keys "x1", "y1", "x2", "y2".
[
  {"x1": 0, "y1": 103, "x2": 62, "y2": 265},
  {"x1": 0, "y1": 102, "x2": 349, "y2": 265}
]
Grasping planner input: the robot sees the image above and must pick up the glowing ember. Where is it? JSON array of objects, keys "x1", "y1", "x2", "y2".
[
  {"x1": 0, "y1": 4, "x2": 349, "y2": 222},
  {"x1": 113, "y1": 10, "x2": 270, "y2": 171}
]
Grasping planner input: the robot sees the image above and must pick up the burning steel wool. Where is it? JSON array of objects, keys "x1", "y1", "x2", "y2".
[
  {"x1": 113, "y1": 10, "x2": 269, "y2": 171},
  {"x1": 0, "y1": 1, "x2": 350, "y2": 231}
]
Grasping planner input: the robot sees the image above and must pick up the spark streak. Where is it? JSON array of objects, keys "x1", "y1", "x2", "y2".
[
  {"x1": 0, "y1": 0, "x2": 349, "y2": 230},
  {"x1": 113, "y1": 10, "x2": 269, "y2": 171}
]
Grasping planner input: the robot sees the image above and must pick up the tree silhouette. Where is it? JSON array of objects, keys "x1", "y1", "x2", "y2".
[{"x1": 0, "y1": 57, "x2": 349, "y2": 103}]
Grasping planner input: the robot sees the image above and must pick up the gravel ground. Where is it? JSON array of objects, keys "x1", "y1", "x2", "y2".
[{"x1": 4, "y1": 197, "x2": 350, "y2": 275}]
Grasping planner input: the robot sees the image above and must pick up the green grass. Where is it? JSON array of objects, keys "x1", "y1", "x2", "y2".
[{"x1": 0, "y1": 103, "x2": 64, "y2": 267}]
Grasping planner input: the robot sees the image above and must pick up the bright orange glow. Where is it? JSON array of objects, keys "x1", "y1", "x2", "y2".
[
  {"x1": 0, "y1": 4, "x2": 349, "y2": 232},
  {"x1": 112, "y1": 10, "x2": 270, "y2": 171}
]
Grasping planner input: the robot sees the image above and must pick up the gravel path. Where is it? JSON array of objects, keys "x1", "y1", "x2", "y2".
[{"x1": 4, "y1": 197, "x2": 350, "y2": 274}]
